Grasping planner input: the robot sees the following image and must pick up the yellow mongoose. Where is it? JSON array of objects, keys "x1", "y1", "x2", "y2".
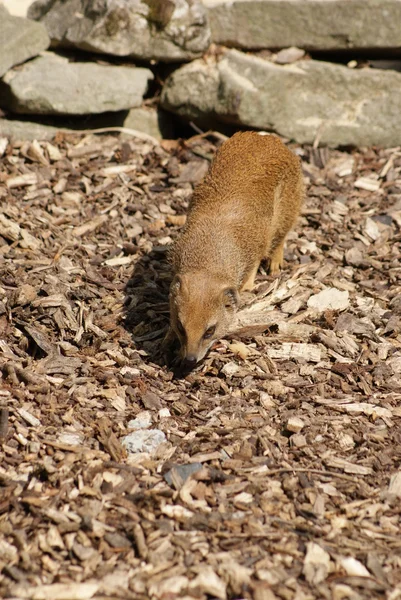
[{"x1": 168, "y1": 131, "x2": 305, "y2": 367}]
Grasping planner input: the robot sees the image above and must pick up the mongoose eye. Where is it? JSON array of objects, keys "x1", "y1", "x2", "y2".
[
  {"x1": 177, "y1": 321, "x2": 185, "y2": 337},
  {"x1": 203, "y1": 325, "x2": 216, "y2": 340}
]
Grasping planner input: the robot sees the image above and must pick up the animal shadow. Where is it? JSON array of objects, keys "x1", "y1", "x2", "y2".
[{"x1": 123, "y1": 247, "x2": 179, "y2": 367}]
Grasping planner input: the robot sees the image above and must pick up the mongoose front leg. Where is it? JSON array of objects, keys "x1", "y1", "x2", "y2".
[
  {"x1": 241, "y1": 263, "x2": 260, "y2": 291},
  {"x1": 269, "y1": 241, "x2": 284, "y2": 275}
]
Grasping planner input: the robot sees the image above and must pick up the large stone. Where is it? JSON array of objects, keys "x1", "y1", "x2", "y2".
[
  {"x1": 0, "y1": 53, "x2": 153, "y2": 115},
  {"x1": 0, "y1": 118, "x2": 59, "y2": 141},
  {"x1": 205, "y1": 0, "x2": 401, "y2": 52},
  {"x1": 0, "y1": 106, "x2": 173, "y2": 141},
  {"x1": 161, "y1": 49, "x2": 401, "y2": 147},
  {"x1": 28, "y1": 0, "x2": 210, "y2": 63},
  {"x1": 123, "y1": 107, "x2": 174, "y2": 139},
  {"x1": 0, "y1": 4, "x2": 50, "y2": 77}
]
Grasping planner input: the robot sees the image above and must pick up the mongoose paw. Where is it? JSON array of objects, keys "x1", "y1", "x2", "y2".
[
  {"x1": 268, "y1": 245, "x2": 284, "y2": 275},
  {"x1": 269, "y1": 260, "x2": 283, "y2": 276}
]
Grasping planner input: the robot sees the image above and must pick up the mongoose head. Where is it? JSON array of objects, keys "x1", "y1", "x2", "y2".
[{"x1": 169, "y1": 272, "x2": 239, "y2": 368}]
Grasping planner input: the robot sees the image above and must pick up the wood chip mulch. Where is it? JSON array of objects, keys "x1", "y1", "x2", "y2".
[{"x1": 0, "y1": 131, "x2": 401, "y2": 600}]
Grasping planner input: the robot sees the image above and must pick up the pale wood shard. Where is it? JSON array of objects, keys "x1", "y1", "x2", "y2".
[
  {"x1": 388, "y1": 471, "x2": 401, "y2": 498},
  {"x1": 340, "y1": 557, "x2": 371, "y2": 577},
  {"x1": 286, "y1": 416, "x2": 305, "y2": 433},
  {"x1": 72, "y1": 214, "x2": 108, "y2": 237},
  {"x1": 0, "y1": 133, "x2": 400, "y2": 600},
  {"x1": 12, "y1": 582, "x2": 99, "y2": 599},
  {"x1": 354, "y1": 175, "x2": 381, "y2": 191},
  {"x1": 303, "y1": 542, "x2": 332, "y2": 585},
  {"x1": 307, "y1": 288, "x2": 349, "y2": 312},
  {"x1": 6, "y1": 172, "x2": 38, "y2": 188},
  {"x1": 267, "y1": 342, "x2": 323, "y2": 363},
  {"x1": 27, "y1": 140, "x2": 49, "y2": 166},
  {"x1": 324, "y1": 457, "x2": 373, "y2": 475}
]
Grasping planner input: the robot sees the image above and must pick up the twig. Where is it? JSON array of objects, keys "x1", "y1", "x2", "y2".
[
  {"x1": 265, "y1": 467, "x2": 366, "y2": 482},
  {"x1": 59, "y1": 126, "x2": 160, "y2": 145}
]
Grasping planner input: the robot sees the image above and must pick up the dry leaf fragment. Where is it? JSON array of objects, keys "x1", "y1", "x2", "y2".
[
  {"x1": 17, "y1": 284, "x2": 37, "y2": 305},
  {"x1": 67, "y1": 143, "x2": 103, "y2": 158},
  {"x1": 6, "y1": 173, "x2": 38, "y2": 188},
  {"x1": 46, "y1": 142, "x2": 62, "y2": 161},
  {"x1": 161, "y1": 504, "x2": 194, "y2": 520},
  {"x1": 253, "y1": 584, "x2": 279, "y2": 600},
  {"x1": 290, "y1": 433, "x2": 307, "y2": 448},
  {"x1": 228, "y1": 341, "x2": 251, "y2": 359},
  {"x1": 149, "y1": 576, "x2": 189, "y2": 598},
  {"x1": 364, "y1": 217, "x2": 381, "y2": 241},
  {"x1": 307, "y1": 288, "x2": 349, "y2": 312},
  {"x1": 72, "y1": 215, "x2": 108, "y2": 237},
  {"x1": 100, "y1": 164, "x2": 136, "y2": 175},
  {"x1": 0, "y1": 538, "x2": 18, "y2": 562},
  {"x1": 12, "y1": 582, "x2": 99, "y2": 600},
  {"x1": 0, "y1": 214, "x2": 21, "y2": 242},
  {"x1": 341, "y1": 402, "x2": 392, "y2": 419},
  {"x1": 58, "y1": 431, "x2": 84, "y2": 446},
  {"x1": 333, "y1": 157, "x2": 355, "y2": 177},
  {"x1": 303, "y1": 542, "x2": 331, "y2": 585},
  {"x1": 221, "y1": 361, "x2": 240, "y2": 376},
  {"x1": 340, "y1": 557, "x2": 371, "y2": 577},
  {"x1": 18, "y1": 408, "x2": 41, "y2": 428},
  {"x1": 286, "y1": 416, "x2": 305, "y2": 433},
  {"x1": 27, "y1": 140, "x2": 49, "y2": 166},
  {"x1": 189, "y1": 567, "x2": 227, "y2": 600},
  {"x1": 96, "y1": 419, "x2": 126, "y2": 462},
  {"x1": 388, "y1": 471, "x2": 401, "y2": 498},
  {"x1": 354, "y1": 176, "x2": 381, "y2": 191},
  {"x1": 325, "y1": 457, "x2": 372, "y2": 475},
  {"x1": 104, "y1": 255, "x2": 132, "y2": 266},
  {"x1": 24, "y1": 324, "x2": 56, "y2": 355},
  {"x1": 267, "y1": 343, "x2": 322, "y2": 363}
]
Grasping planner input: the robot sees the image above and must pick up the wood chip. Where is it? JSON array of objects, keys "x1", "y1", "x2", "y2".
[{"x1": 1, "y1": 132, "x2": 400, "y2": 600}]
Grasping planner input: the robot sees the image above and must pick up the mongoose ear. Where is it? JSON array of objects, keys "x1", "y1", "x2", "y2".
[{"x1": 223, "y1": 287, "x2": 239, "y2": 310}]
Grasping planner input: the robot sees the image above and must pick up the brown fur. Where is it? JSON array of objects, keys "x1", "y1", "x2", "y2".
[{"x1": 168, "y1": 131, "x2": 305, "y2": 364}]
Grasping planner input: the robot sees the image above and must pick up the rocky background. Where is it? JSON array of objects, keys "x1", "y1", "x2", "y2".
[{"x1": 2, "y1": 0, "x2": 401, "y2": 147}]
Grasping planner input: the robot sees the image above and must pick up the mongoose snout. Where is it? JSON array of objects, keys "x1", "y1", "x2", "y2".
[{"x1": 167, "y1": 131, "x2": 305, "y2": 367}]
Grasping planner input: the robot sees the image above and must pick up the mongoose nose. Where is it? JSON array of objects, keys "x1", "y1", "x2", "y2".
[{"x1": 183, "y1": 355, "x2": 197, "y2": 370}]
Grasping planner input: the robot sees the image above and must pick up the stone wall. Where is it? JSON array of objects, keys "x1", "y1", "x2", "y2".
[{"x1": 1, "y1": 0, "x2": 401, "y2": 147}]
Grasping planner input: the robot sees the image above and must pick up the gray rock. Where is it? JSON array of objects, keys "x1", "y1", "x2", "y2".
[
  {"x1": 123, "y1": 107, "x2": 174, "y2": 139},
  {"x1": 164, "y1": 463, "x2": 203, "y2": 489},
  {"x1": 0, "y1": 105, "x2": 173, "y2": 142},
  {"x1": 161, "y1": 49, "x2": 401, "y2": 147},
  {"x1": 0, "y1": 53, "x2": 153, "y2": 115},
  {"x1": 28, "y1": 0, "x2": 210, "y2": 63},
  {"x1": 122, "y1": 429, "x2": 166, "y2": 454},
  {"x1": 206, "y1": 0, "x2": 401, "y2": 52},
  {"x1": 275, "y1": 47, "x2": 305, "y2": 65},
  {"x1": 0, "y1": 118, "x2": 59, "y2": 140},
  {"x1": 0, "y1": 4, "x2": 50, "y2": 78},
  {"x1": 127, "y1": 411, "x2": 152, "y2": 430}
]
